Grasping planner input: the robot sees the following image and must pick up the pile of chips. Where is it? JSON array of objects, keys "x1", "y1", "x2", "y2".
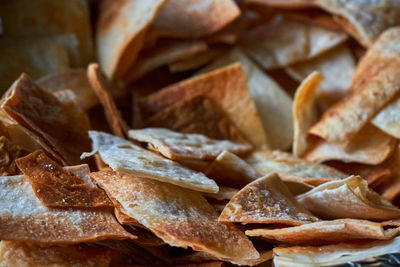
[{"x1": 1, "y1": 0, "x2": 400, "y2": 266}]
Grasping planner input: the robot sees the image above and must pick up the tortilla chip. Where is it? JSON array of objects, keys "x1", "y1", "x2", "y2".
[
  {"x1": 144, "y1": 96, "x2": 246, "y2": 143},
  {"x1": 0, "y1": 241, "x2": 113, "y2": 267},
  {"x1": 203, "y1": 186, "x2": 239, "y2": 201},
  {"x1": 0, "y1": 136, "x2": 28, "y2": 176},
  {"x1": 87, "y1": 63, "x2": 129, "y2": 138},
  {"x1": 150, "y1": 0, "x2": 240, "y2": 39},
  {"x1": 37, "y1": 69, "x2": 99, "y2": 111},
  {"x1": 2, "y1": 74, "x2": 91, "y2": 165},
  {"x1": 0, "y1": 166, "x2": 134, "y2": 244},
  {"x1": 15, "y1": 150, "x2": 112, "y2": 209},
  {"x1": 246, "y1": 219, "x2": 399, "y2": 244},
  {"x1": 0, "y1": 39, "x2": 69, "y2": 93},
  {"x1": 245, "y1": 150, "x2": 346, "y2": 186},
  {"x1": 96, "y1": 0, "x2": 166, "y2": 79},
  {"x1": 240, "y1": 15, "x2": 347, "y2": 69},
  {"x1": 82, "y1": 131, "x2": 219, "y2": 193},
  {"x1": 293, "y1": 71, "x2": 323, "y2": 156},
  {"x1": 305, "y1": 124, "x2": 396, "y2": 165},
  {"x1": 273, "y1": 236, "x2": 400, "y2": 267},
  {"x1": 315, "y1": 0, "x2": 400, "y2": 47},
  {"x1": 372, "y1": 95, "x2": 400, "y2": 139},
  {"x1": 123, "y1": 40, "x2": 208, "y2": 84},
  {"x1": 219, "y1": 173, "x2": 319, "y2": 225},
  {"x1": 0, "y1": 0, "x2": 93, "y2": 66},
  {"x1": 169, "y1": 49, "x2": 220, "y2": 73},
  {"x1": 308, "y1": 27, "x2": 400, "y2": 147},
  {"x1": 206, "y1": 151, "x2": 259, "y2": 188},
  {"x1": 139, "y1": 63, "x2": 268, "y2": 148},
  {"x1": 297, "y1": 175, "x2": 400, "y2": 220},
  {"x1": 287, "y1": 44, "x2": 355, "y2": 107},
  {"x1": 128, "y1": 128, "x2": 251, "y2": 160},
  {"x1": 91, "y1": 170, "x2": 260, "y2": 264}
]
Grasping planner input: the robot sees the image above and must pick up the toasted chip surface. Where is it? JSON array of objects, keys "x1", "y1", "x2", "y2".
[
  {"x1": 219, "y1": 173, "x2": 319, "y2": 225},
  {"x1": 91, "y1": 170, "x2": 260, "y2": 264},
  {"x1": 0, "y1": 136, "x2": 27, "y2": 176}
]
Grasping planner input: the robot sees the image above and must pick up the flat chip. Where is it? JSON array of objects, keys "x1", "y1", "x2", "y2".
[
  {"x1": 273, "y1": 236, "x2": 400, "y2": 267},
  {"x1": 245, "y1": 150, "x2": 346, "y2": 186},
  {"x1": 246, "y1": 219, "x2": 399, "y2": 244},
  {"x1": 81, "y1": 131, "x2": 219, "y2": 193},
  {"x1": 150, "y1": 0, "x2": 240, "y2": 39},
  {"x1": 297, "y1": 175, "x2": 400, "y2": 220},
  {"x1": 90, "y1": 170, "x2": 260, "y2": 264},
  {"x1": 308, "y1": 27, "x2": 400, "y2": 147},
  {"x1": 2, "y1": 74, "x2": 91, "y2": 165},
  {"x1": 96, "y1": 0, "x2": 166, "y2": 79},
  {"x1": 315, "y1": 0, "x2": 400, "y2": 47},
  {"x1": 128, "y1": 128, "x2": 251, "y2": 160},
  {"x1": 293, "y1": 71, "x2": 323, "y2": 156},
  {"x1": 240, "y1": 15, "x2": 347, "y2": 69},
  {"x1": 15, "y1": 150, "x2": 112, "y2": 209},
  {"x1": 0, "y1": 136, "x2": 27, "y2": 176},
  {"x1": 372, "y1": 95, "x2": 400, "y2": 139},
  {"x1": 219, "y1": 173, "x2": 319, "y2": 225},
  {"x1": 139, "y1": 63, "x2": 268, "y2": 148},
  {"x1": 287, "y1": 44, "x2": 355, "y2": 107},
  {"x1": 203, "y1": 186, "x2": 239, "y2": 201},
  {"x1": 144, "y1": 95, "x2": 246, "y2": 143},
  {"x1": 37, "y1": 68, "x2": 99, "y2": 111},
  {"x1": 0, "y1": 241, "x2": 113, "y2": 267},
  {"x1": 0, "y1": 165, "x2": 134, "y2": 244},
  {"x1": 199, "y1": 48, "x2": 294, "y2": 150},
  {"x1": 87, "y1": 63, "x2": 129, "y2": 138}
]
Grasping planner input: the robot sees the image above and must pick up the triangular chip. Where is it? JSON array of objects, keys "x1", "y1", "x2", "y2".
[
  {"x1": 219, "y1": 173, "x2": 319, "y2": 225},
  {"x1": 372, "y1": 95, "x2": 400, "y2": 139},
  {"x1": 0, "y1": 136, "x2": 27, "y2": 176},
  {"x1": 247, "y1": 219, "x2": 399, "y2": 244},
  {"x1": 0, "y1": 165, "x2": 134, "y2": 244},
  {"x1": 15, "y1": 150, "x2": 112, "y2": 209},
  {"x1": 91, "y1": 170, "x2": 260, "y2": 264},
  {"x1": 81, "y1": 131, "x2": 219, "y2": 193},
  {"x1": 96, "y1": 0, "x2": 166, "y2": 78},
  {"x1": 128, "y1": 128, "x2": 251, "y2": 160},
  {"x1": 293, "y1": 71, "x2": 323, "y2": 156},
  {"x1": 314, "y1": 0, "x2": 400, "y2": 47},
  {"x1": 297, "y1": 175, "x2": 400, "y2": 220},
  {"x1": 139, "y1": 63, "x2": 268, "y2": 148},
  {"x1": 2, "y1": 74, "x2": 91, "y2": 165},
  {"x1": 308, "y1": 27, "x2": 400, "y2": 147}
]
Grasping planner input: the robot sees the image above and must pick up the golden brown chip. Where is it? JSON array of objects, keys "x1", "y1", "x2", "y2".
[
  {"x1": 0, "y1": 241, "x2": 113, "y2": 267},
  {"x1": 96, "y1": 0, "x2": 166, "y2": 78},
  {"x1": 372, "y1": 95, "x2": 400, "y2": 139},
  {"x1": 139, "y1": 63, "x2": 268, "y2": 148},
  {"x1": 128, "y1": 128, "x2": 251, "y2": 160},
  {"x1": 16, "y1": 150, "x2": 112, "y2": 209},
  {"x1": 203, "y1": 186, "x2": 239, "y2": 201},
  {"x1": 297, "y1": 175, "x2": 400, "y2": 220},
  {"x1": 247, "y1": 219, "x2": 399, "y2": 244},
  {"x1": 91, "y1": 170, "x2": 260, "y2": 264},
  {"x1": 0, "y1": 136, "x2": 27, "y2": 176},
  {"x1": 219, "y1": 173, "x2": 319, "y2": 225},
  {"x1": 2, "y1": 74, "x2": 91, "y2": 165}
]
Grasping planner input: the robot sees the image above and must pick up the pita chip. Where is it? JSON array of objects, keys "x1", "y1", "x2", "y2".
[
  {"x1": 0, "y1": 241, "x2": 113, "y2": 267},
  {"x1": 308, "y1": 27, "x2": 400, "y2": 147},
  {"x1": 82, "y1": 131, "x2": 219, "y2": 193},
  {"x1": 314, "y1": 0, "x2": 400, "y2": 47},
  {"x1": 240, "y1": 15, "x2": 347, "y2": 70},
  {"x1": 91, "y1": 170, "x2": 260, "y2": 264},
  {"x1": 203, "y1": 186, "x2": 239, "y2": 201},
  {"x1": 293, "y1": 71, "x2": 323, "y2": 156},
  {"x1": 87, "y1": 63, "x2": 129, "y2": 138},
  {"x1": 0, "y1": 165, "x2": 134, "y2": 244},
  {"x1": 0, "y1": 136, "x2": 28, "y2": 176},
  {"x1": 273, "y1": 236, "x2": 400, "y2": 267},
  {"x1": 128, "y1": 128, "x2": 251, "y2": 160},
  {"x1": 2, "y1": 74, "x2": 91, "y2": 165},
  {"x1": 144, "y1": 95, "x2": 246, "y2": 143},
  {"x1": 150, "y1": 0, "x2": 240, "y2": 39},
  {"x1": 96, "y1": 0, "x2": 166, "y2": 79},
  {"x1": 219, "y1": 173, "x2": 319, "y2": 225},
  {"x1": 140, "y1": 63, "x2": 268, "y2": 148},
  {"x1": 297, "y1": 175, "x2": 400, "y2": 220},
  {"x1": 372, "y1": 95, "x2": 400, "y2": 139},
  {"x1": 287, "y1": 44, "x2": 355, "y2": 107},
  {"x1": 247, "y1": 219, "x2": 399, "y2": 245}
]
